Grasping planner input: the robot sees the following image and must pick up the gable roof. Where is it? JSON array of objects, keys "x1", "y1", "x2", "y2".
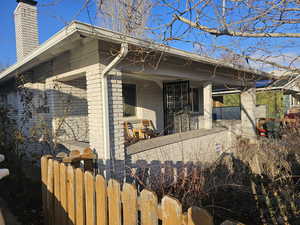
[{"x1": 0, "y1": 21, "x2": 271, "y2": 83}]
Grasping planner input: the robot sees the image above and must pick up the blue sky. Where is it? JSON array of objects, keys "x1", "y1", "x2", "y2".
[
  {"x1": 1, "y1": 1, "x2": 299, "y2": 72},
  {"x1": 0, "y1": 0, "x2": 99, "y2": 65}
]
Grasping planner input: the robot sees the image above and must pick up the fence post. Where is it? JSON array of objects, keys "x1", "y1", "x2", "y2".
[
  {"x1": 47, "y1": 159, "x2": 54, "y2": 225},
  {"x1": 60, "y1": 163, "x2": 68, "y2": 225},
  {"x1": 75, "y1": 168, "x2": 86, "y2": 225},
  {"x1": 161, "y1": 196, "x2": 182, "y2": 225},
  {"x1": 96, "y1": 175, "x2": 107, "y2": 225},
  {"x1": 85, "y1": 171, "x2": 95, "y2": 225},
  {"x1": 107, "y1": 179, "x2": 121, "y2": 225},
  {"x1": 54, "y1": 160, "x2": 62, "y2": 225},
  {"x1": 67, "y1": 165, "x2": 76, "y2": 225},
  {"x1": 140, "y1": 189, "x2": 158, "y2": 225},
  {"x1": 121, "y1": 183, "x2": 137, "y2": 225},
  {"x1": 41, "y1": 155, "x2": 51, "y2": 225}
]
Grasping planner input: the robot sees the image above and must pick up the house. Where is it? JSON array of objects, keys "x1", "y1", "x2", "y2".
[
  {"x1": 212, "y1": 74, "x2": 300, "y2": 121},
  {"x1": 0, "y1": 0, "x2": 270, "y2": 172}
]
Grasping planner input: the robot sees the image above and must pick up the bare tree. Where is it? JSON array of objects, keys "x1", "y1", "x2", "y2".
[
  {"x1": 155, "y1": 0, "x2": 300, "y2": 75},
  {"x1": 96, "y1": 0, "x2": 152, "y2": 37}
]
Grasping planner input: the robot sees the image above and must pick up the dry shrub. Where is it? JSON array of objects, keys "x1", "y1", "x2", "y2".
[{"x1": 130, "y1": 136, "x2": 300, "y2": 225}]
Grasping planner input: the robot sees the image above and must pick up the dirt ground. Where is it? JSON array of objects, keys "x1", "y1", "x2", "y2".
[
  {"x1": 0, "y1": 174, "x2": 43, "y2": 225},
  {"x1": 0, "y1": 197, "x2": 20, "y2": 225}
]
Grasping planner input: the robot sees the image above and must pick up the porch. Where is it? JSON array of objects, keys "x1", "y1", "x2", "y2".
[
  {"x1": 121, "y1": 74, "x2": 213, "y2": 143},
  {"x1": 121, "y1": 69, "x2": 256, "y2": 141}
]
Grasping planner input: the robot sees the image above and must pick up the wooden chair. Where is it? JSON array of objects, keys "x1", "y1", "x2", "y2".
[
  {"x1": 140, "y1": 119, "x2": 159, "y2": 139},
  {"x1": 124, "y1": 121, "x2": 139, "y2": 145}
]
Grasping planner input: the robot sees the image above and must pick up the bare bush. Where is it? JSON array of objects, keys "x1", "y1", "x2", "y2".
[{"x1": 130, "y1": 135, "x2": 300, "y2": 224}]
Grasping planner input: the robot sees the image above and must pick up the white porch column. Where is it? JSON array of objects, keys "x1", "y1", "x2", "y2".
[
  {"x1": 241, "y1": 87, "x2": 257, "y2": 140},
  {"x1": 203, "y1": 82, "x2": 213, "y2": 129},
  {"x1": 86, "y1": 64, "x2": 105, "y2": 157},
  {"x1": 107, "y1": 74, "x2": 125, "y2": 161}
]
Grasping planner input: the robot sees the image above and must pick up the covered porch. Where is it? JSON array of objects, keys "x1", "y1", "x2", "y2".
[
  {"x1": 121, "y1": 74, "x2": 213, "y2": 143},
  {"x1": 120, "y1": 66, "x2": 257, "y2": 151}
]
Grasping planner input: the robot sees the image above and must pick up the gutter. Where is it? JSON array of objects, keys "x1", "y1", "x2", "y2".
[
  {"x1": 101, "y1": 43, "x2": 128, "y2": 168},
  {"x1": 0, "y1": 23, "x2": 78, "y2": 82}
]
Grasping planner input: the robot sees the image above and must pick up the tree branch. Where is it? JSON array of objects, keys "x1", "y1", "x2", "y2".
[{"x1": 174, "y1": 14, "x2": 300, "y2": 38}]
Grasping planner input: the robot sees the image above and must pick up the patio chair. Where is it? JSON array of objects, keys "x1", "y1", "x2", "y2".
[
  {"x1": 124, "y1": 121, "x2": 139, "y2": 145},
  {"x1": 140, "y1": 120, "x2": 160, "y2": 139}
]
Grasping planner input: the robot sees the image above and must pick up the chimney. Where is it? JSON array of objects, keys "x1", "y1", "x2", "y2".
[{"x1": 14, "y1": 0, "x2": 39, "y2": 61}]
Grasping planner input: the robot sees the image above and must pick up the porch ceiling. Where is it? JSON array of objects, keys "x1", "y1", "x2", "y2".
[{"x1": 121, "y1": 66, "x2": 252, "y2": 87}]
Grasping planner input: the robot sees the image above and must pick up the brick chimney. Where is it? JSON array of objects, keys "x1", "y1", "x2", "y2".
[{"x1": 14, "y1": 0, "x2": 39, "y2": 61}]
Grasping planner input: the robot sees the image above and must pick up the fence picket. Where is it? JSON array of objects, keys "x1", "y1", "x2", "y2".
[
  {"x1": 121, "y1": 183, "x2": 137, "y2": 225},
  {"x1": 60, "y1": 163, "x2": 68, "y2": 225},
  {"x1": 85, "y1": 172, "x2": 95, "y2": 225},
  {"x1": 67, "y1": 165, "x2": 76, "y2": 225},
  {"x1": 47, "y1": 159, "x2": 54, "y2": 225},
  {"x1": 107, "y1": 179, "x2": 121, "y2": 225},
  {"x1": 76, "y1": 168, "x2": 85, "y2": 225},
  {"x1": 139, "y1": 189, "x2": 158, "y2": 225},
  {"x1": 41, "y1": 155, "x2": 50, "y2": 225},
  {"x1": 42, "y1": 158, "x2": 216, "y2": 225},
  {"x1": 187, "y1": 207, "x2": 213, "y2": 225},
  {"x1": 96, "y1": 175, "x2": 107, "y2": 225},
  {"x1": 54, "y1": 160, "x2": 62, "y2": 225},
  {"x1": 161, "y1": 196, "x2": 182, "y2": 225}
]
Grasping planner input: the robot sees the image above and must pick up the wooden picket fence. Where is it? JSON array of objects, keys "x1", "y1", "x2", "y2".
[{"x1": 41, "y1": 155, "x2": 214, "y2": 225}]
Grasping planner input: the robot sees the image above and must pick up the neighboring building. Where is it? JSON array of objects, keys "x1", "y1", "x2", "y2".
[
  {"x1": 213, "y1": 74, "x2": 300, "y2": 120},
  {"x1": 0, "y1": 0, "x2": 270, "y2": 172}
]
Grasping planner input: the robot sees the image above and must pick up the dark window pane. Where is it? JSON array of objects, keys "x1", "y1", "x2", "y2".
[
  {"x1": 122, "y1": 83, "x2": 136, "y2": 117},
  {"x1": 193, "y1": 88, "x2": 199, "y2": 112}
]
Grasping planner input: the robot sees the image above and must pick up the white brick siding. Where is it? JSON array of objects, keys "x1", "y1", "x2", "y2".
[
  {"x1": 108, "y1": 75, "x2": 125, "y2": 161},
  {"x1": 86, "y1": 64, "x2": 104, "y2": 156},
  {"x1": 14, "y1": 2, "x2": 39, "y2": 61},
  {"x1": 51, "y1": 77, "x2": 89, "y2": 142}
]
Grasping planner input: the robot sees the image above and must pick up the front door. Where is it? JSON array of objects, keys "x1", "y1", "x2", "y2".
[{"x1": 163, "y1": 81, "x2": 190, "y2": 134}]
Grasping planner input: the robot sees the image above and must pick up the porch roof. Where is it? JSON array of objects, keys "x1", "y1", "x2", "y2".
[{"x1": 0, "y1": 21, "x2": 272, "y2": 84}]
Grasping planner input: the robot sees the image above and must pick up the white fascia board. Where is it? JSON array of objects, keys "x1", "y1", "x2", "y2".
[
  {"x1": 73, "y1": 21, "x2": 270, "y2": 78},
  {"x1": 212, "y1": 87, "x2": 282, "y2": 95},
  {"x1": 0, "y1": 20, "x2": 271, "y2": 83},
  {"x1": 0, "y1": 23, "x2": 78, "y2": 82}
]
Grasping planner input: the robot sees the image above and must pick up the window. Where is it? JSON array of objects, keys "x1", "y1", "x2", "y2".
[
  {"x1": 122, "y1": 83, "x2": 136, "y2": 117},
  {"x1": 191, "y1": 88, "x2": 200, "y2": 113}
]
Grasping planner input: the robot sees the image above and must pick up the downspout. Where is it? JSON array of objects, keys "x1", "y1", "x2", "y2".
[{"x1": 101, "y1": 42, "x2": 128, "y2": 169}]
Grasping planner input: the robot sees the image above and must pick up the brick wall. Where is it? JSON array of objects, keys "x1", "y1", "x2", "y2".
[
  {"x1": 51, "y1": 77, "x2": 89, "y2": 142},
  {"x1": 86, "y1": 64, "x2": 104, "y2": 156},
  {"x1": 14, "y1": 2, "x2": 39, "y2": 61},
  {"x1": 108, "y1": 75, "x2": 125, "y2": 161}
]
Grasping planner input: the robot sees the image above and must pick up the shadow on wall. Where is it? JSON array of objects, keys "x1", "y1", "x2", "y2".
[{"x1": 9, "y1": 82, "x2": 89, "y2": 146}]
